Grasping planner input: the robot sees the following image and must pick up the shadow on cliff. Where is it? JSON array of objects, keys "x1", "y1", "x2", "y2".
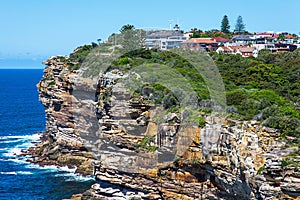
[{"x1": 177, "y1": 162, "x2": 253, "y2": 200}]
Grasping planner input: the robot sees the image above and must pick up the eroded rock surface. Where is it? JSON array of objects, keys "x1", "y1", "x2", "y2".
[{"x1": 32, "y1": 56, "x2": 299, "y2": 200}]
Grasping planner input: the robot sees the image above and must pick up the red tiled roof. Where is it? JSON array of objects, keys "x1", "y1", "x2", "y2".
[
  {"x1": 182, "y1": 38, "x2": 217, "y2": 44},
  {"x1": 258, "y1": 32, "x2": 274, "y2": 36},
  {"x1": 285, "y1": 34, "x2": 297, "y2": 39},
  {"x1": 238, "y1": 47, "x2": 256, "y2": 53},
  {"x1": 214, "y1": 37, "x2": 231, "y2": 42}
]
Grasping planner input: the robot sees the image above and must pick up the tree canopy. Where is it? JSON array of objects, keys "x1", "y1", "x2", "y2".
[
  {"x1": 221, "y1": 15, "x2": 230, "y2": 33},
  {"x1": 120, "y1": 24, "x2": 135, "y2": 33},
  {"x1": 234, "y1": 16, "x2": 246, "y2": 33}
]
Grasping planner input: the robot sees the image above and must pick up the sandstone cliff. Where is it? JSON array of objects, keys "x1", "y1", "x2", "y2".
[{"x1": 31, "y1": 55, "x2": 300, "y2": 200}]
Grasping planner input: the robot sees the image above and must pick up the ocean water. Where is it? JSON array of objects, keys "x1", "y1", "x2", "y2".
[{"x1": 0, "y1": 69, "x2": 95, "y2": 200}]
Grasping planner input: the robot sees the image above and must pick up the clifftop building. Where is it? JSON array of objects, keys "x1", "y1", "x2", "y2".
[
  {"x1": 146, "y1": 26, "x2": 187, "y2": 50},
  {"x1": 181, "y1": 38, "x2": 218, "y2": 51}
]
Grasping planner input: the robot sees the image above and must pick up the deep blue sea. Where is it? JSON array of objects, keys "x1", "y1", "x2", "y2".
[{"x1": 0, "y1": 69, "x2": 95, "y2": 200}]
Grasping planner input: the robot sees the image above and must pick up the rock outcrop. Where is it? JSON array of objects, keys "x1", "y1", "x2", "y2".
[
  {"x1": 30, "y1": 56, "x2": 95, "y2": 175},
  {"x1": 32, "y1": 55, "x2": 299, "y2": 200}
]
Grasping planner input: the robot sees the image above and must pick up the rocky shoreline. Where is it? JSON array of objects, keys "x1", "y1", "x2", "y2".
[{"x1": 29, "y1": 55, "x2": 300, "y2": 200}]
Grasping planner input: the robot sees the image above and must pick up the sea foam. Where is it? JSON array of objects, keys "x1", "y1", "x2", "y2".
[{"x1": 0, "y1": 171, "x2": 33, "y2": 175}]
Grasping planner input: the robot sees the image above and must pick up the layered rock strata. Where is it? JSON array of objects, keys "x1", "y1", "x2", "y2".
[{"x1": 32, "y1": 56, "x2": 299, "y2": 200}]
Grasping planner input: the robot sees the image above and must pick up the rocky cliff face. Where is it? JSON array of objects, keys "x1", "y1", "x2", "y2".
[
  {"x1": 32, "y1": 55, "x2": 299, "y2": 200},
  {"x1": 31, "y1": 56, "x2": 95, "y2": 175}
]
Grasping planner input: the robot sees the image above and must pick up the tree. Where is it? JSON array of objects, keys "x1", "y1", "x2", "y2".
[
  {"x1": 277, "y1": 34, "x2": 285, "y2": 42},
  {"x1": 118, "y1": 24, "x2": 145, "y2": 52},
  {"x1": 120, "y1": 24, "x2": 135, "y2": 33},
  {"x1": 91, "y1": 42, "x2": 98, "y2": 48},
  {"x1": 234, "y1": 16, "x2": 246, "y2": 33},
  {"x1": 191, "y1": 30, "x2": 202, "y2": 38},
  {"x1": 221, "y1": 15, "x2": 230, "y2": 33}
]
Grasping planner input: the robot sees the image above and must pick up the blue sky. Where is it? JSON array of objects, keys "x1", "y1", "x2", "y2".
[{"x1": 1, "y1": 0, "x2": 300, "y2": 63}]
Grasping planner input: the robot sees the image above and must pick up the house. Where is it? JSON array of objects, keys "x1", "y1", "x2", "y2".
[
  {"x1": 252, "y1": 32, "x2": 278, "y2": 44},
  {"x1": 252, "y1": 44, "x2": 277, "y2": 52},
  {"x1": 252, "y1": 33, "x2": 276, "y2": 44},
  {"x1": 184, "y1": 30, "x2": 194, "y2": 39},
  {"x1": 236, "y1": 47, "x2": 258, "y2": 57},
  {"x1": 232, "y1": 35, "x2": 253, "y2": 45},
  {"x1": 213, "y1": 37, "x2": 232, "y2": 46},
  {"x1": 275, "y1": 43, "x2": 297, "y2": 52},
  {"x1": 216, "y1": 46, "x2": 258, "y2": 57},
  {"x1": 284, "y1": 34, "x2": 298, "y2": 44},
  {"x1": 181, "y1": 38, "x2": 218, "y2": 51},
  {"x1": 146, "y1": 29, "x2": 187, "y2": 50},
  {"x1": 216, "y1": 46, "x2": 233, "y2": 54},
  {"x1": 253, "y1": 37, "x2": 276, "y2": 44}
]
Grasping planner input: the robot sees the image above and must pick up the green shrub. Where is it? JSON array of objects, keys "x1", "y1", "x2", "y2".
[
  {"x1": 147, "y1": 146, "x2": 158, "y2": 152},
  {"x1": 118, "y1": 57, "x2": 130, "y2": 66},
  {"x1": 68, "y1": 64, "x2": 80, "y2": 70},
  {"x1": 257, "y1": 165, "x2": 265, "y2": 174},
  {"x1": 69, "y1": 45, "x2": 93, "y2": 65},
  {"x1": 198, "y1": 116, "x2": 206, "y2": 128},
  {"x1": 281, "y1": 159, "x2": 292, "y2": 168},
  {"x1": 250, "y1": 89, "x2": 287, "y2": 108},
  {"x1": 167, "y1": 105, "x2": 181, "y2": 113},
  {"x1": 162, "y1": 93, "x2": 178, "y2": 109},
  {"x1": 137, "y1": 136, "x2": 157, "y2": 152},
  {"x1": 48, "y1": 80, "x2": 56, "y2": 86}
]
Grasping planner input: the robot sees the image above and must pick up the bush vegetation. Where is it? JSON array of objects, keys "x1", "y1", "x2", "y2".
[
  {"x1": 62, "y1": 41, "x2": 300, "y2": 143},
  {"x1": 211, "y1": 51, "x2": 300, "y2": 140}
]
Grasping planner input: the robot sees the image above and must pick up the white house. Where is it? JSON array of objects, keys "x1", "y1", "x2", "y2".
[
  {"x1": 217, "y1": 46, "x2": 258, "y2": 57},
  {"x1": 146, "y1": 29, "x2": 187, "y2": 50}
]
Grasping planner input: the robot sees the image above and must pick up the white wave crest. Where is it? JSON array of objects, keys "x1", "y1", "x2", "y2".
[
  {"x1": 40, "y1": 165, "x2": 77, "y2": 173},
  {"x1": 0, "y1": 172, "x2": 17, "y2": 175},
  {"x1": 0, "y1": 171, "x2": 33, "y2": 175},
  {"x1": 1, "y1": 133, "x2": 41, "y2": 158},
  {"x1": 3, "y1": 147, "x2": 23, "y2": 157},
  {"x1": 0, "y1": 134, "x2": 40, "y2": 141},
  {"x1": 55, "y1": 172, "x2": 95, "y2": 182}
]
